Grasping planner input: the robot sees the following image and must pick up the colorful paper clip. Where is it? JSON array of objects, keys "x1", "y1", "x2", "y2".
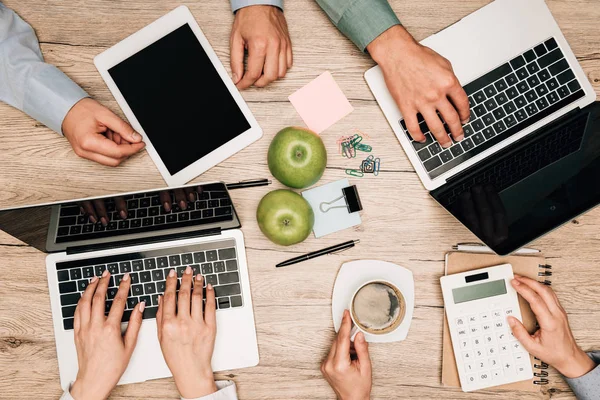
[
  {"x1": 373, "y1": 157, "x2": 381, "y2": 176},
  {"x1": 345, "y1": 169, "x2": 364, "y2": 177},
  {"x1": 355, "y1": 143, "x2": 372, "y2": 152}
]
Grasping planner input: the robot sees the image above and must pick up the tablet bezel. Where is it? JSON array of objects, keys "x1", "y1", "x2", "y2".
[{"x1": 94, "y1": 5, "x2": 262, "y2": 186}]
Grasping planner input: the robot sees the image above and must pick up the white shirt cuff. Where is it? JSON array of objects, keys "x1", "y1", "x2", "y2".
[
  {"x1": 181, "y1": 380, "x2": 238, "y2": 400},
  {"x1": 230, "y1": 0, "x2": 283, "y2": 13}
]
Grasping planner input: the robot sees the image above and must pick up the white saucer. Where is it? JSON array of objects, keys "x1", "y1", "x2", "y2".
[{"x1": 332, "y1": 260, "x2": 415, "y2": 343}]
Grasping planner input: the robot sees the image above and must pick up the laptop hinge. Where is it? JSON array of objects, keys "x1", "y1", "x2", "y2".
[
  {"x1": 66, "y1": 227, "x2": 222, "y2": 255},
  {"x1": 445, "y1": 107, "x2": 582, "y2": 185}
]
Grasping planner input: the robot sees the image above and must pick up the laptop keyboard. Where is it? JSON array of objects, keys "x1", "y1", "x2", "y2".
[
  {"x1": 56, "y1": 239, "x2": 243, "y2": 330},
  {"x1": 56, "y1": 189, "x2": 233, "y2": 243},
  {"x1": 399, "y1": 37, "x2": 586, "y2": 179},
  {"x1": 436, "y1": 111, "x2": 588, "y2": 207}
]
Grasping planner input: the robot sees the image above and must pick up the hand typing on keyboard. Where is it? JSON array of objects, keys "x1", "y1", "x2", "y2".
[
  {"x1": 156, "y1": 267, "x2": 219, "y2": 398},
  {"x1": 366, "y1": 25, "x2": 470, "y2": 149},
  {"x1": 507, "y1": 275, "x2": 597, "y2": 379},
  {"x1": 69, "y1": 271, "x2": 144, "y2": 400}
]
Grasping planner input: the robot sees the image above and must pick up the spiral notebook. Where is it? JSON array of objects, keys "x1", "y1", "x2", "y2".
[{"x1": 442, "y1": 251, "x2": 552, "y2": 391}]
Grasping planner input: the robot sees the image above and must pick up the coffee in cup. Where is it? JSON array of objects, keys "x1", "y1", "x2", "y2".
[{"x1": 350, "y1": 280, "x2": 405, "y2": 335}]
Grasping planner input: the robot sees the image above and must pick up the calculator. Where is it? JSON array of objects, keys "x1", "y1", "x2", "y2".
[{"x1": 440, "y1": 264, "x2": 533, "y2": 392}]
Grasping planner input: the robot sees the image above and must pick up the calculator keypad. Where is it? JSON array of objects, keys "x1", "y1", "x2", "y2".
[{"x1": 454, "y1": 306, "x2": 531, "y2": 388}]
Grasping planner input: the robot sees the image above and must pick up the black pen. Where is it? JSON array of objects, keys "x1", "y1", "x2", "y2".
[
  {"x1": 276, "y1": 240, "x2": 360, "y2": 268},
  {"x1": 226, "y1": 179, "x2": 272, "y2": 190}
]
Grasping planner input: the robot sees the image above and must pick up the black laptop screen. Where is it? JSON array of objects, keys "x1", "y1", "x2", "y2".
[
  {"x1": 432, "y1": 102, "x2": 600, "y2": 255},
  {"x1": 0, "y1": 183, "x2": 239, "y2": 253}
]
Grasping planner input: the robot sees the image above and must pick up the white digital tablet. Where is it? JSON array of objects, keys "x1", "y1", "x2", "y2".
[{"x1": 94, "y1": 6, "x2": 262, "y2": 186}]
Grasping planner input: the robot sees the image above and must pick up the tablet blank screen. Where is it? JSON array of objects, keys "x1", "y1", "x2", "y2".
[{"x1": 108, "y1": 23, "x2": 251, "y2": 175}]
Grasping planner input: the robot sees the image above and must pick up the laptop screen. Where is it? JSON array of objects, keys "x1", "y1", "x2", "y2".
[
  {"x1": 0, "y1": 182, "x2": 240, "y2": 253},
  {"x1": 432, "y1": 102, "x2": 600, "y2": 255}
]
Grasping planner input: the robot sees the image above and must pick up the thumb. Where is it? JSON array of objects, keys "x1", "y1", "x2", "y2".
[
  {"x1": 508, "y1": 316, "x2": 537, "y2": 353},
  {"x1": 124, "y1": 301, "x2": 145, "y2": 354},
  {"x1": 100, "y1": 110, "x2": 142, "y2": 143},
  {"x1": 230, "y1": 34, "x2": 245, "y2": 84},
  {"x1": 353, "y1": 332, "x2": 372, "y2": 373}
]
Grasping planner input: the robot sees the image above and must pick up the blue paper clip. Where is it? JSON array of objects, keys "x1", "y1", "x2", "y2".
[
  {"x1": 355, "y1": 143, "x2": 372, "y2": 152},
  {"x1": 346, "y1": 169, "x2": 364, "y2": 177},
  {"x1": 373, "y1": 158, "x2": 381, "y2": 176}
]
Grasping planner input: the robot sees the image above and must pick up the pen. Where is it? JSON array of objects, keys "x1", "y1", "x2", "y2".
[
  {"x1": 453, "y1": 243, "x2": 540, "y2": 255},
  {"x1": 276, "y1": 239, "x2": 360, "y2": 268},
  {"x1": 226, "y1": 179, "x2": 272, "y2": 190}
]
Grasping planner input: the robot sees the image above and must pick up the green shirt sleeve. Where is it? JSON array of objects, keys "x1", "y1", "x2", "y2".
[{"x1": 315, "y1": 0, "x2": 401, "y2": 52}]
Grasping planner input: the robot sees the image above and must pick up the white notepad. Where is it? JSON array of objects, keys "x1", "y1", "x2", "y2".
[{"x1": 302, "y1": 179, "x2": 361, "y2": 238}]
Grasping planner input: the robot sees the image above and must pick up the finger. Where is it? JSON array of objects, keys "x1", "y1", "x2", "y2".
[
  {"x1": 124, "y1": 301, "x2": 145, "y2": 355},
  {"x1": 91, "y1": 270, "x2": 111, "y2": 323},
  {"x1": 237, "y1": 42, "x2": 266, "y2": 89},
  {"x1": 107, "y1": 273, "x2": 131, "y2": 324},
  {"x1": 156, "y1": 295, "x2": 163, "y2": 342},
  {"x1": 277, "y1": 45, "x2": 287, "y2": 79},
  {"x1": 422, "y1": 108, "x2": 451, "y2": 148},
  {"x1": 353, "y1": 332, "x2": 372, "y2": 375},
  {"x1": 80, "y1": 201, "x2": 98, "y2": 224},
  {"x1": 184, "y1": 186, "x2": 196, "y2": 202},
  {"x1": 255, "y1": 43, "x2": 279, "y2": 87},
  {"x1": 507, "y1": 316, "x2": 539, "y2": 354},
  {"x1": 99, "y1": 109, "x2": 143, "y2": 143},
  {"x1": 174, "y1": 189, "x2": 187, "y2": 210},
  {"x1": 511, "y1": 278, "x2": 552, "y2": 325},
  {"x1": 93, "y1": 199, "x2": 109, "y2": 226},
  {"x1": 204, "y1": 283, "x2": 217, "y2": 329},
  {"x1": 471, "y1": 186, "x2": 494, "y2": 241},
  {"x1": 115, "y1": 196, "x2": 128, "y2": 220},
  {"x1": 437, "y1": 99, "x2": 464, "y2": 141},
  {"x1": 402, "y1": 110, "x2": 426, "y2": 142},
  {"x1": 178, "y1": 266, "x2": 193, "y2": 317},
  {"x1": 81, "y1": 134, "x2": 145, "y2": 159},
  {"x1": 448, "y1": 85, "x2": 471, "y2": 124},
  {"x1": 76, "y1": 275, "x2": 99, "y2": 327},
  {"x1": 230, "y1": 33, "x2": 245, "y2": 85},
  {"x1": 77, "y1": 148, "x2": 124, "y2": 168},
  {"x1": 286, "y1": 38, "x2": 293, "y2": 68},
  {"x1": 334, "y1": 310, "x2": 352, "y2": 363},
  {"x1": 112, "y1": 130, "x2": 123, "y2": 145},
  {"x1": 514, "y1": 275, "x2": 562, "y2": 314},
  {"x1": 163, "y1": 269, "x2": 178, "y2": 320},
  {"x1": 160, "y1": 191, "x2": 172, "y2": 212},
  {"x1": 191, "y1": 274, "x2": 205, "y2": 322}
]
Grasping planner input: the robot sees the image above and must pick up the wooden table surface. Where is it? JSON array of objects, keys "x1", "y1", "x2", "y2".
[{"x1": 1, "y1": 1, "x2": 599, "y2": 399}]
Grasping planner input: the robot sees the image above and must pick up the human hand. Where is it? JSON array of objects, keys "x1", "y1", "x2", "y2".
[
  {"x1": 157, "y1": 267, "x2": 218, "y2": 398},
  {"x1": 508, "y1": 275, "x2": 596, "y2": 378},
  {"x1": 321, "y1": 310, "x2": 372, "y2": 400},
  {"x1": 80, "y1": 196, "x2": 127, "y2": 226},
  {"x1": 367, "y1": 25, "x2": 470, "y2": 148},
  {"x1": 62, "y1": 98, "x2": 145, "y2": 166},
  {"x1": 70, "y1": 271, "x2": 145, "y2": 400},
  {"x1": 230, "y1": 5, "x2": 292, "y2": 89}
]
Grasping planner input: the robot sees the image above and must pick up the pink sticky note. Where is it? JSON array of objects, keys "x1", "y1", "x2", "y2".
[{"x1": 288, "y1": 71, "x2": 354, "y2": 134}]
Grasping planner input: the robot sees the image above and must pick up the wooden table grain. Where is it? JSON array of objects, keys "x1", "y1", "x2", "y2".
[{"x1": 0, "y1": 1, "x2": 599, "y2": 399}]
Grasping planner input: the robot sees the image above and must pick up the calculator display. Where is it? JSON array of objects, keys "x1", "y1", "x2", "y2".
[{"x1": 452, "y1": 279, "x2": 507, "y2": 304}]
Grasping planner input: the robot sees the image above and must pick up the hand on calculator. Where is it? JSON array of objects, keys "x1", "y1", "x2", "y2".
[
  {"x1": 321, "y1": 310, "x2": 372, "y2": 400},
  {"x1": 508, "y1": 275, "x2": 596, "y2": 378},
  {"x1": 69, "y1": 271, "x2": 144, "y2": 400}
]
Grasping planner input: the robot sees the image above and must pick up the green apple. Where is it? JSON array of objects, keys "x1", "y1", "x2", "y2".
[
  {"x1": 268, "y1": 127, "x2": 327, "y2": 189},
  {"x1": 256, "y1": 189, "x2": 314, "y2": 246}
]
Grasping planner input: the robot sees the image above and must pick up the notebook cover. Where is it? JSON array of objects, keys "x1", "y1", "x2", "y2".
[{"x1": 441, "y1": 252, "x2": 546, "y2": 392}]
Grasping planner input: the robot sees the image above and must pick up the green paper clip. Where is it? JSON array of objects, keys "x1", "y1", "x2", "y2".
[
  {"x1": 342, "y1": 142, "x2": 356, "y2": 158},
  {"x1": 350, "y1": 134, "x2": 363, "y2": 146},
  {"x1": 355, "y1": 143, "x2": 372, "y2": 152},
  {"x1": 346, "y1": 169, "x2": 364, "y2": 177}
]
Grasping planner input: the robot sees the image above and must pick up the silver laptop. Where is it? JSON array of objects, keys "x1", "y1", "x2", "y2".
[
  {"x1": 0, "y1": 182, "x2": 259, "y2": 389},
  {"x1": 365, "y1": 0, "x2": 596, "y2": 191}
]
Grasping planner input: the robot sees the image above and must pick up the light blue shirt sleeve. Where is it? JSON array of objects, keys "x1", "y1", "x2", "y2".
[
  {"x1": 230, "y1": 0, "x2": 283, "y2": 13},
  {"x1": 60, "y1": 380, "x2": 238, "y2": 400},
  {"x1": 564, "y1": 351, "x2": 600, "y2": 400},
  {"x1": 0, "y1": 3, "x2": 88, "y2": 135}
]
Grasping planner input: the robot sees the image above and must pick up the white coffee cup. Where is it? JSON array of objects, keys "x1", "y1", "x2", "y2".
[{"x1": 348, "y1": 279, "x2": 406, "y2": 341}]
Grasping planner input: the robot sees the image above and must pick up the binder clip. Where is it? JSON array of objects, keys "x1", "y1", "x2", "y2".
[{"x1": 319, "y1": 185, "x2": 363, "y2": 214}]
